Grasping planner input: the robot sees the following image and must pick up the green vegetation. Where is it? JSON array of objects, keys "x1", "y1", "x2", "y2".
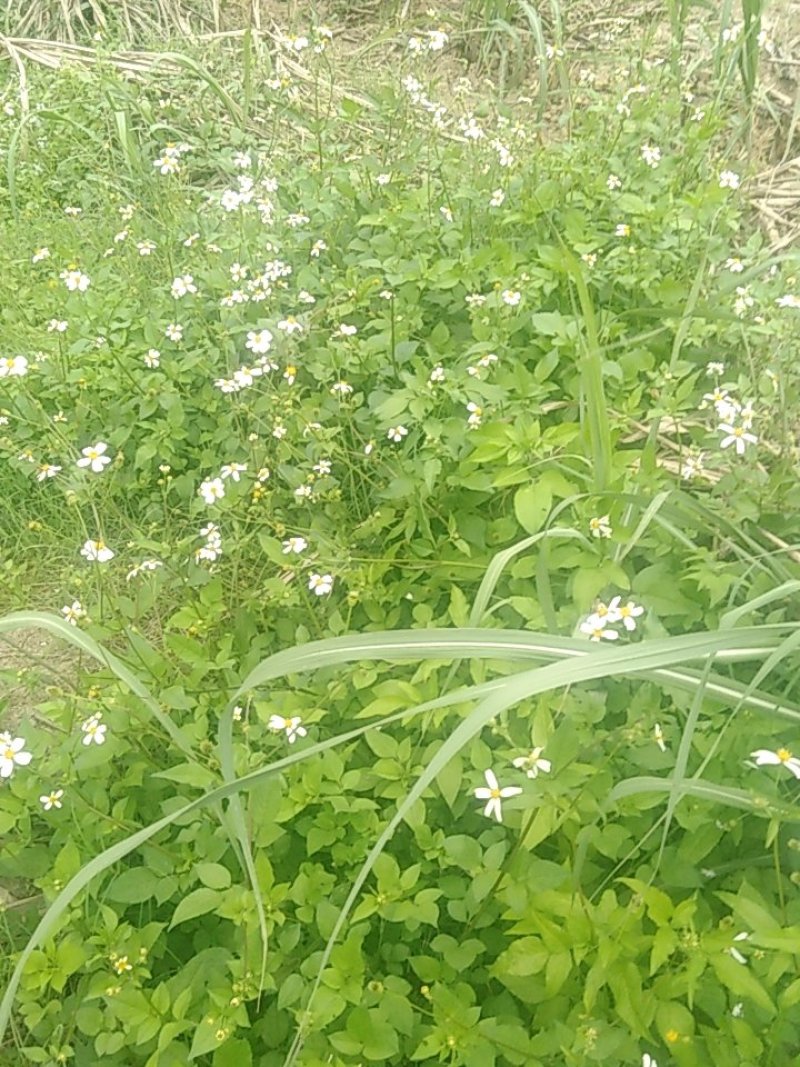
[{"x1": 1, "y1": 4, "x2": 800, "y2": 1065}]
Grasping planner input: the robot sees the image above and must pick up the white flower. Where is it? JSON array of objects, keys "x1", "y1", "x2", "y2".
[
  {"x1": 233, "y1": 151, "x2": 251, "y2": 169},
  {"x1": 153, "y1": 151, "x2": 180, "y2": 175},
  {"x1": 268, "y1": 714, "x2": 307, "y2": 743},
  {"x1": 474, "y1": 769, "x2": 522, "y2": 823},
  {"x1": 512, "y1": 748, "x2": 551, "y2": 779},
  {"x1": 489, "y1": 189, "x2": 505, "y2": 207},
  {"x1": 220, "y1": 189, "x2": 242, "y2": 211},
  {"x1": 77, "y1": 441, "x2": 111, "y2": 473},
  {"x1": 580, "y1": 618, "x2": 619, "y2": 642},
  {"x1": 313, "y1": 459, "x2": 331, "y2": 475},
  {"x1": 246, "y1": 328, "x2": 275, "y2": 354},
  {"x1": 126, "y1": 560, "x2": 163, "y2": 581},
  {"x1": 641, "y1": 143, "x2": 661, "y2": 167},
  {"x1": 183, "y1": 232, "x2": 200, "y2": 247},
  {"x1": 729, "y1": 931, "x2": 750, "y2": 964},
  {"x1": 440, "y1": 205, "x2": 453, "y2": 223},
  {"x1": 144, "y1": 349, "x2": 160, "y2": 368},
  {"x1": 776, "y1": 294, "x2": 800, "y2": 309},
  {"x1": 60, "y1": 268, "x2": 90, "y2": 292},
  {"x1": 37, "y1": 463, "x2": 62, "y2": 481},
  {"x1": 719, "y1": 423, "x2": 757, "y2": 455},
  {"x1": 40, "y1": 789, "x2": 64, "y2": 811},
  {"x1": 429, "y1": 365, "x2": 445, "y2": 383},
  {"x1": 61, "y1": 600, "x2": 85, "y2": 625},
  {"x1": 81, "y1": 714, "x2": 107, "y2": 745},
  {"x1": 607, "y1": 174, "x2": 622, "y2": 190},
  {"x1": 387, "y1": 426, "x2": 408, "y2": 443},
  {"x1": 298, "y1": 289, "x2": 316, "y2": 304},
  {"x1": 294, "y1": 483, "x2": 311, "y2": 497},
  {"x1": 199, "y1": 477, "x2": 225, "y2": 505},
  {"x1": 731, "y1": 1003, "x2": 744, "y2": 1018},
  {"x1": 719, "y1": 170, "x2": 740, "y2": 190},
  {"x1": 308, "y1": 573, "x2": 334, "y2": 596},
  {"x1": 220, "y1": 462, "x2": 247, "y2": 481},
  {"x1": 466, "y1": 402, "x2": 483, "y2": 428},
  {"x1": 706, "y1": 361, "x2": 725, "y2": 376},
  {"x1": 137, "y1": 240, "x2": 156, "y2": 256},
  {"x1": 282, "y1": 536, "x2": 308, "y2": 554},
  {"x1": 310, "y1": 239, "x2": 327, "y2": 258},
  {"x1": 64, "y1": 205, "x2": 82, "y2": 216},
  {"x1": 32, "y1": 247, "x2": 50, "y2": 263},
  {"x1": 427, "y1": 29, "x2": 448, "y2": 50},
  {"x1": 750, "y1": 747, "x2": 800, "y2": 779},
  {"x1": 81, "y1": 539, "x2": 114, "y2": 563},
  {"x1": 501, "y1": 289, "x2": 521, "y2": 306},
  {"x1": 733, "y1": 285, "x2": 754, "y2": 317},
  {"x1": 331, "y1": 381, "x2": 353, "y2": 396},
  {"x1": 171, "y1": 274, "x2": 197, "y2": 299},
  {"x1": 615, "y1": 223, "x2": 631, "y2": 237},
  {"x1": 338, "y1": 323, "x2": 357, "y2": 336},
  {"x1": 165, "y1": 323, "x2": 183, "y2": 341},
  {"x1": 642, "y1": 1057, "x2": 658, "y2": 1067},
  {"x1": 48, "y1": 319, "x2": 68, "y2": 332},
  {"x1": 724, "y1": 257, "x2": 744, "y2": 273},
  {"x1": 465, "y1": 293, "x2": 486, "y2": 308},
  {"x1": 286, "y1": 213, "x2": 310, "y2": 227},
  {"x1": 376, "y1": 173, "x2": 391, "y2": 186},
  {"x1": 607, "y1": 596, "x2": 644, "y2": 631},
  {"x1": 589, "y1": 514, "x2": 612, "y2": 538},
  {"x1": 278, "y1": 316, "x2": 304, "y2": 334},
  {"x1": 654, "y1": 723, "x2": 667, "y2": 752},
  {"x1": 0, "y1": 356, "x2": 28, "y2": 377},
  {"x1": 0, "y1": 736, "x2": 32, "y2": 778}
]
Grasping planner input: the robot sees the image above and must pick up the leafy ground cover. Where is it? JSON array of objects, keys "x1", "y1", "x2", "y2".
[{"x1": 2, "y1": 6, "x2": 800, "y2": 1066}]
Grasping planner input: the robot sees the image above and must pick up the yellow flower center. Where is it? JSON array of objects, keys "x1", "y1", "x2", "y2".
[
  {"x1": 733, "y1": 427, "x2": 744, "y2": 437},
  {"x1": 777, "y1": 747, "x2": 792, "y2": 762},
  {"x1": 665, "y1": 1028, "x2": 680, "y2": 1043},
  {"x1": 489, "y1": 788, "x2": 501, "y2": 799},
  {"x1": 3, "y1": 746, "x2": 14, "y2": 759}
]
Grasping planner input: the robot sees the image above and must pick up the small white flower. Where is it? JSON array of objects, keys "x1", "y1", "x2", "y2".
[
  {"x1": 376, "y1": 173, "x2": 391, "y2": 186},
  {"x1": 308, "y1": 573, "x2": 334, "y2": 596},
  {"x1": 607, "y1": 596, "x2": 644, "y2": 631},
  {"x1": 489, "y1": 189, "x2": 505, "y2": 207},
  {"x1": 165, "y1": 323, "x2": 183, "y2": 342},
  {"x1": 61, "y1": 600, "x2": 85, "y2": 626},
  {"x1": 466, "y1": 402, "x2": 483, "y2": 428},
  {"x1": 580, "y1": 618, "x2": 619, "y2": 642},
  {"x1": 294, "y1": 483, "x2": 311, "y2": 497},
  {"x1": 0, "y1": 736, "x2": 32, "y2": 778},
  {"x1": 32, "y1": 247, "x2": 50, "y2": 263},
  {"x1": 199, "y1": 477, "x2": 225, "y2": 505},
  {"x1": 245, "y1": 329, "x2": 273, "y2": 354},
  {"x1": 719, "y1": 423, "x2": 757, "y2": 455},
  {"x1": 331, "y1": 381, "x2": 353, "y2": 396},
  {"x1": 440, "y1": 206, "x2": 453, "y2": 223},
  {"x1": 77, "y1": 442, "x2": 111, "y2": 473},
  {"x1": 512, "y1": 748, "x2": 551, "y2": 779},
  {"x1": 220, "y1": 189, "x2": 242, "y2": 211},
  {"x1": 278, "y1": 316, "x2": 303, "y2": 334},
  {"x1": 474, "y1": 769, "x2": 522, "y2": 823},
  {"x1": 731, "y1": 1003, "x2": 744, "y2": 1018},
  {"x1": 313, "y1": 459, "x2": 331, "y2": 476},
  {"x1": 47, "y1": 319, "x2": 68, "y2": 332},
  {"x1": 724, "y1": 257, "x2": 744, "y2": 274},
  {"x1": 81, "y1": 539, "x2": 114, "y2": 563},
  {"x1": 233, "y1": 151, "x2": 251, "y2": 169},
  {"x1": 37, "y1": 463, "x2": 62, "y2": 481},
  {"x1": 338, "y1": 323, "x2": 357, "y2": 336},
  {"x1": 430, "y1": 365, "x2": 445, "y2": 383},
  {"x1": 144, "y1": 349, "x2": 160, "y2": 368},
  {"x1": 654, "y1": 723, "x2": 667, "y2": 752},
  {"x1": 750, "y1": 747, "x2": 800, "y2": 779},
  {"x1": 0, "y1": 356, "x2": 29, "y2": 377},
  {"x1": 310, "y1": 239, "x2": 327, "y2": 258},
  {"x1": 387, "y1": 426, "x2": 408, "y2": 443},
  {"x1": 268, "y1": 714, "x2": 307, "y2": 743},
  {"x1": 282, "y1": 536, "x2": 308, "y2": 554},
  {"x1": 729, "y1": 930, "x2": 749, "y2": 964},
  {"x1": 641, "y1": 143, "x2": 661, "y2": 167},
  {"x1": 642, "y1": 1056, "x2": 658, "y2": 1067},
  {"x1": 465, "y1": 293, "x2": 486, "y2": 308},
  {"x1": 40, "y1": 789, "x2": 64, "y2": 811},
  {"x1": 776, "y1": 294, "x2": 800, "y2": 309},
  {"x1": 137, "y1": 240, "x2": 156, "y2": 256},
  {"x1": 220, "y1": 462, "x2": 247, "y2": 482},
  {"x1": 183, "y1": 232, "x2": 200, "y2": 247},
  {"x1": 615, "y1": 223, "x2": 631, "y2": 238},
  {"x1": 60, "y1": 268, "x2": 90, "y2": 292},
  {"x1": 286, "y1": 213, "x2": 310, "y2": 227},
  {"x1": 706, "y1": 361, "x2": 725, "y2": 376},
  {"x1": 589, "y1": 515, "x2": 612, "y2": 538},
  {"x1": 64, "y1": 205, "x2": 82, "y2": 216},
  {"x1": 81, "y1": 714, "x2": 107, "y2": 745},
  {"x1": 501, "y1": 289, "x2": 521, "y2": 306},
  {"x1": 607, "y1": 174, "x2": 622, "y2": 190},
  {"x1": 170, "y1": 274, "x2": 197, "y2": 299},
  {"x1": 126, "y1": 560, "x2": 163, "y2": 581},
  {"x1": 719, "y1": 170, "x2": 740, "y2": 190}
]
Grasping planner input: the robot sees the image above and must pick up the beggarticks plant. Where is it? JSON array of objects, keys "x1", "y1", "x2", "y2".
[{"x1": 3, "y1": 15, "x2": 800, "y2": 1067}]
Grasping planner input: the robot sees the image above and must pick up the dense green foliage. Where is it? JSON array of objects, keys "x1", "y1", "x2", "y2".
[{"x1": 1, "y1": 17, "x2": 800, "y2": 1067}]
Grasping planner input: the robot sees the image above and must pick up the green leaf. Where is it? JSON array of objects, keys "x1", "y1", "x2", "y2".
[
  {"x1": 105, "y1": 867, "x2": 160, "y2": 904},
  {"x1": 169, "y1": 888, "x2": 222, "y2": 929},
  {"x1": 514, "y1": 483, "x2": 552, "y2": 535},
  {"x1": 195, "y1": 863, "x2": 232, "y2": 890}
]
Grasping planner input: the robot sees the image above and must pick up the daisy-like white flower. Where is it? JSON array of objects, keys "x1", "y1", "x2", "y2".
[
  {"x1": 776, "y1": 294, "x2": 800, "y2": 309},
  {"x1": 278, "y1": 316, "x2": 303, "y2": 334},
  {"x1": 654, "y1": 723, "x2": 667, "y2": 752},
  {"x1": 489, "y1": 189, "x2": 505, "y2": 207},
  {"x1": 61, "y1": 600, "x2": 85, "y2": 625},
  {"x1": 615, "y1": 223, "x2": 631, "y2": 237},
  {"x1": 589, "y1": 515, "x2": 612, "y2": 538},
  {"x1": 640, "y1": 143, "x2": 661, "y2": 167},
  {"x1": 719, "y1": 423, "x2": 757, "y2": 455},
  {"x1": 724, "y1": 257, "x2": 744, "y2": 273},
  {"x1": 607, "y1": 596, "x2": 644, "y2": 631},
  {"x1": 144, "y1": 349, "x2": 160, "y2": 368},
  {"x1": 512, "y1": 747, "x2": 551, "y2": 779},
  {"x1": 286, "y1": 213, "x2": 310, "y2": 227},
  {"x1": 474, "y1": 769, "x2": 523, "y2": 823},
  {"x1": 580, "y1": 617, "x2": 620, "y2": 642},
  {"x1": 750, "y1": 747, "x2": 800, "y2": 779},
  {"x1": 591, "y1": 600, "x2": 622, "y2": 624},
  {"x1": 501, "y1": 289, "x2": 521, "y2": 306},
  {"x1": 308, "y1": 573, "x2": 334, "y2": 596},
  {"x1": 338, "y1": 323, "x2": 358, "y2": 336},
  {"x1": 125, "y1": 560, "x2": 163, "y2": 581},
  {"x1": 313, "y1": 459, "x2": 331, "y2": 476},
  {"x1": 40, "y1": 789, "x2": 64, "y2": 810},
  {"x1": 171, "y1": 274, "x2": 197, "y2": 299},
  {"x1": 310, "y1": 239, "x2": 327, "y2": 258},
  {"x1": 607, "y1": 174, "x2": 622, "y2": 190},
  {"x1": 331, "y1": 381, "x2": 353, "y2": 396},
  {"x1": 0, "y1": 355, "x2": 28, "y2": 377},
  {"x1": 283, "y1": 536, "x2": 308, "y2": 554},
  {"x1": 37, "y1": 463, "x2": 61, "y2": 482},
  {"x1": 581, "y1": 253, "x2": 597, "y2": 267},
  {"x1": 719, "y1": 170, "x2": 741, "y2": 190},
  {"x1": 466, "y1": 402, "x2": 482, "y2": 428},
  {"x1": 64, "y1": 205, "x2": 82, "y2": 216},
  {"x1": 137, "y1": 240, "x2": 156, "y2": 256},
  {"x1": 430, "y1": 366, "x2": 445, "y2": 383},
  {"x1": 60, "y1": 268, "x2": 90, "y2": 292},
  {"x1": 706, "y1": 361, "x2": 725, "y2": 376},
  {"x1": 440, "y1": 206, "x2": 453, "y2": 223},
  {"x1": 220, "y1": 462, "x2": 247, "y2": 482},
  {"x1": 268, "y1": 714, "x2": 307, "y2": 743},
  {"x1": 233, "y1": 151, "x2": 251, "y2": 169},
  {"x1": 387, "y1": 426, "x2": 408, "y2": 443},
  {"x1": 376, "y1": 173, "x2": 391, "y2": 186},
  {"x1": 165, "y1": 323, "x2": 183, "y2": 342},
  {"x1": 81, "y1": 539, "x2": 114, "y2": 563},
  {"x1": 642, "y1": 1056, "x2": 658, "y2": 1067},
  {"x1": 233, "y1": 365, "x2": 263, "y2": 389},
  {"x1": 81, "y1": 714, "x2": 107, "y2": 746},
  {"x1": 32, "y1": 247, "x2": 50, "y2": 263},
  {"x1": 0, "y1": 736, "x2": 32, "y2": 778},
  {"x1": 220, "y1": 189, "x2": 242, "y2": 211},
  {"x1": 298, "y1": 289, "x2": 316, "y2": 304},
  {"x1": 199, "y1": 477, "x2": 225, "y2": 504},
  {"x1": 77, "y1": 441, "x2": 111, "y2": 473},
  {"x1": 47, "y1": 319, "x2": 68, "y2": 332},
  {"x1": 246, "y1": 328, "x2": 275, "y2": 354},
  {"x1": 153, "y1": 150, "x2": 180, "y2": 175},
  {"x1": 465, "y1": 293, "x2": 486, "y2": 308}
]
